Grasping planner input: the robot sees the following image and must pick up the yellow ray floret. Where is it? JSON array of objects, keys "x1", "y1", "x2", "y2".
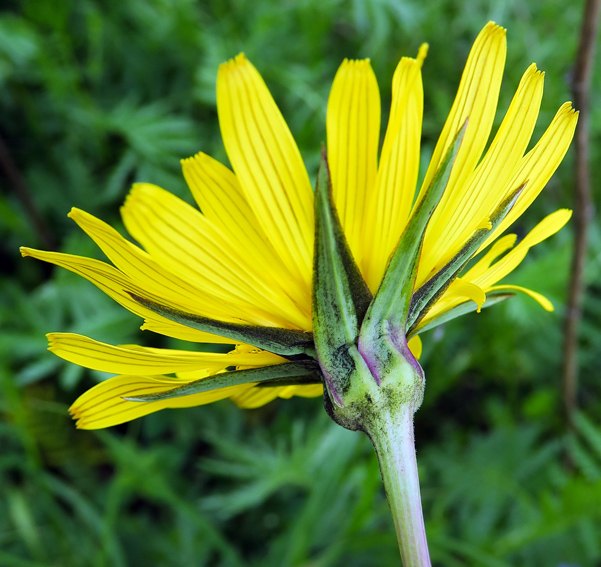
[
  {"x1": 119, "y1": 184, "x2": 311, "y2": 329},
  {"x1": 48, "y1": 333, "x2": 286, "y2": 374},
  {"x1": 217, "y1": 54, "x2": 314, "y2": 289},
  {"x1": 418, "y1": 210, "x2": 572, "y2": 326},
  {"x1": 70, "y1": 374, "x2": 252, "y2": 429},
  {"x1": 20, "y1": 247, "x2": 233, "y2": 343},
  {"x1": 417, "y1": 22, "x2": 507, "y2": 211},
  {"x1": 327, "y1": 58, "x2": 381, "y2": 271},
  {"x1": 180, "y1": 152, "x2": 311, "y2": 314},
  {"x1": 362, "y1": 56, "x2": 424, "y2": 292}
]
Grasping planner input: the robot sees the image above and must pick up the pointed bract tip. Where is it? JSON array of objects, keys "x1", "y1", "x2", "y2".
[{"x1": 320, "y1": 143, "x2": 328, "y2": 162}]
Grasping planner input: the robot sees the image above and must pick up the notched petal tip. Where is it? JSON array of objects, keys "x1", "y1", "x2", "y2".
[
  {"x1": 347, "y1": 58, "x2": 372, "y2": 66},
  {"x1": 67, "y1": 207, "x2": 81, "y2": 220},
  {"x1": 180, "y1": 151, "x2": 207, "y2": 167},
  {"x1": 523, "y1": 62, "x2": 544, "y2": 80},
  {"x1": 484, "y1": 20, "x2": 507, "y2": 36},
  {"x1": 220, "y1": 52, "x2": 247, "y2": 67},
  {"x1": 218, "y1": 53, "x2": 250, "y2": 77},
  {"x1": 555, "y1": 101, "x2": 579, "y2": 120}
]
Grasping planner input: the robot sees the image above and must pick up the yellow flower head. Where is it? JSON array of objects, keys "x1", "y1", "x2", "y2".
[{"x1": 21, "y1": 22, "x2": 577, "y2": 429}]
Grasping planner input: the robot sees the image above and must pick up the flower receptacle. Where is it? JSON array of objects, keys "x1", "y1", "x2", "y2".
[{"x1": 320, "y1": 323, "x2": 425, "y2": 432}]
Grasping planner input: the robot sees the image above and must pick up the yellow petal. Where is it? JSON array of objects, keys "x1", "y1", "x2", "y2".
[
  {"x1": 481, "y1": 103, "x2": 578, "y2": 247},
  {"x1": 230, "y1": 379, "x2": 324, "y2": 408},
  {"x1": 47, "y1": 333, "x2": 285, "y2": 374},
  {"x1": 362, "y1": 56, "x2": 423, "y2": 291},
  {"x1": 217, "y1": 54, "x2": 313, "y2": 287},
  {"x1": 20, "y1": 247, "x2": 231, "y2": 344},
  {"x1": 120, "y1": 185, "x2": 310, "y2": 329},
  {"x1": 408, "y1": 335, "x2": 422, "y2": 359},
  {"x1": 229, "y1": 383, "x2": 320, "y2": 408},
  {"x1": 423, "y1": 279, "x2": 487, "y2": 323},
  {"x1": 70, "y1": 374, "x2": 252, "y2": 429},
  {"x1": 447, "y1": 279, "x2": 487, "y2": 312},
  {"x1": 181, "y1": 153, "x2": 311, "y2": 322},
  {"x1": 416, "y1": 22, "x2": 507, "y2": 213},
  {"x1": 231, "y1": 386, "x2": 287, "y2": 408},
  {"x1": 420, "y1": 63, "x2": 545, "y2": 278},
  {"x1": 464, "y1": 234, "x2": 518, "y2": 280},
  {"x1": 289, "y1": 384, "x2": 324, "y2": 398},
  {"x1": 416, "y1": 44, "x2": 429, "y2": 67},
  {"x1": 182, "y1": 151, "x2": 262, "y2": 237},
  {"x1": 469, "y1": 209, "x2": 572, "y2": 287},
  {"x1": 485, "y1": 284, "x2": 553, "y2": 311},
  {"x1": 138, "y1": 320, "x2": 230, "y2": 343},
  {"x1": 327, "y1": 59, "x2": 381, "y2": 270},
  {"x1": 69, "y1": 207, "x2": 259, "y2": 323},
  {"x1": 422, "y1": 211, "x2": 569, "y2": 325}
]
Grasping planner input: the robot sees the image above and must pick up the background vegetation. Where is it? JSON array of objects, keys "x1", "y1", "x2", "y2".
[{"x1": 2, "y1": 0, "x2": 601, "y2": 565}]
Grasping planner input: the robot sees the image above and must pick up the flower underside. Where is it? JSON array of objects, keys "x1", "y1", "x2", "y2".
[{"x1": 21, "y1": 22, "x2": 577, "y2": 429}]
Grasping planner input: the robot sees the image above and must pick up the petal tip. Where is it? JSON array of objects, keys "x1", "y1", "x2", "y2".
[
  {"x1": 417, "y1": 43, "x2": 428, "y2": 67},
  {"x1": 219, "y1": 53, "x2": 249, "y2": 74},
  {"x1": 485, "y1": 20, "x2": 507, "y2": 34},
  {"x1": 67, "y1": 207, "x2": 84, "y2": 221}
]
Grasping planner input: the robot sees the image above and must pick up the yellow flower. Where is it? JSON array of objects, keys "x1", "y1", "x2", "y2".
[{"x1": 21, "y1": 22, "x2": 577, "y2": 429}]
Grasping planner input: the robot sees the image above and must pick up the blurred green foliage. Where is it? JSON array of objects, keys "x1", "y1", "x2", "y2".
[{"x1": 2, "y1": 0, "x2": 601, "y2": 565}]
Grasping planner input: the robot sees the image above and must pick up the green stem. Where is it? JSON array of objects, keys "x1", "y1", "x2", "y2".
[{"x1": 364, "y1": 404, "x2": 431, "y2": 567}]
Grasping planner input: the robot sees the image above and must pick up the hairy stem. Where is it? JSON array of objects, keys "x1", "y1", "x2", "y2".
[{"x1": 364, "y1": 404, "x2": 431, "y2": 567}]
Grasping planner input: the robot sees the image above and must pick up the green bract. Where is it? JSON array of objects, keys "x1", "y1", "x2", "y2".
[{"x1": 312, "y1": 127, "x2": 472, "y2": 429}]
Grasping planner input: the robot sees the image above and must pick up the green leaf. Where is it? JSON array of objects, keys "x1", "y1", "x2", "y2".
[
  {"x1": 407, "y1": 183, "x2": 525, "y2": 332},
  {"x1": 124, "y1": 360, "x2": 321, "y2": 402},
  {"x1": 360, "y1": 120, "x2": 467, "y2": 344},
  {"x1": 573, "y1": 412, "x2": 601, "y2": 463},
  {"x1": 408, "y1": 292, "x2": 514, "y2": 337},
  {"x1": 312, "y1": 148, "x2": 372, "y2": 397},
  {"x1": 128, "y1": 293, "x2": 315, "y2": 357}
]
